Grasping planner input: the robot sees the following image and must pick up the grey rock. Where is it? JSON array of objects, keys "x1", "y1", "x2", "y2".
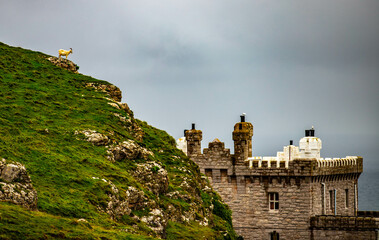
[
  {"x1": 0, "y1": 158, "x2": 37, "y2": 209},
  {"x1": 108, "y1": 140, "x2": 153, "y2": 162},
  {"x1": 85, "y1": 83, "x2": 122, "y2": 102},
  {"x1": 133, "y1": 162, "x2": 168, "y2": 195},
  {"x1": 47, "y1": 57, "x2": 79, "y2": 73},
  {"x1": 75, "y1": 130, "x2": 110, "y2": 146}
]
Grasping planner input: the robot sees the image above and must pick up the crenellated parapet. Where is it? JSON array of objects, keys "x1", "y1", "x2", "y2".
[
  {"x1": 203, "y1": 139, "x2": 231, "y2": 158},
  {"x1": 243, "y1": 156, "x2": 363, "y2": 177},
  {"x1": 313, "y1": 156, "x2": 363, "y2": 177},
  {"x1": 193, "y1": 139, "x2": 232, "y2": 173}
]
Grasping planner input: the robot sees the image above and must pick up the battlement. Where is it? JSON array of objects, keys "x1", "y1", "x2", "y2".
[
  {"x1": 203, "y1": 139, "x2": 231, "y2": 156},
  {"x1": 243, "y1": 156, "x2": 363, "y2": 176},
  {"x1": 315, "y1": 157, "x2": 363, "y2": 175}
]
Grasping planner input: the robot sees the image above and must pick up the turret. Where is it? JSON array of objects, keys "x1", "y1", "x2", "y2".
[
  {"x1": 233, "y1": 114, "x2": 253, "y2": 165},
  {"x1": 185, "y1": 123, "x2": 203, "y2": 156},
  {"x1": 176, "y1": 137, "x2": 187, "y2": 155},
  {"x1": 299, "y1": 126, "x2": 322, "y2": 159}
]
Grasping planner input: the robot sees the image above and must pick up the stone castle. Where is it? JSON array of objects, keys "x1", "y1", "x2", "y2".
[{"x1": 177, "y1": 115, "x2": 379, "y2": 240}]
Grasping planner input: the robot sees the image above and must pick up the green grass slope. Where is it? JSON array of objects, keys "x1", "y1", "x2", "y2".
[{"x1": 0, "y1": 42, "x2": 238, "y2": 240}]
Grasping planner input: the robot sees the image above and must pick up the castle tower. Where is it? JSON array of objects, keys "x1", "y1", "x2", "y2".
[
  {"x1": 299, "y1": 126, "x2": 322, "y2": 159},
  {"x1": 185, "y1": 123, "x2": 202, "y2": 156},
  {"x1": 233, "y1": 114, "x2": 253, "y2": 165}
]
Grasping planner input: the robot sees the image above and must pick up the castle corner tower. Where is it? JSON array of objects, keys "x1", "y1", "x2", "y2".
[
  {"x1": 233, "y1": 114, "x2": 253, "y2": 165},
  {"x1": 184, "y1": 123, "x2": 203, "y2": 156}
]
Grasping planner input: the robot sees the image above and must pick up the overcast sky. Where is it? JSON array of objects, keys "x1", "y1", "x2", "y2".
[{"x1": 1, "y1": 1, "x2": 378, "y2": 172}]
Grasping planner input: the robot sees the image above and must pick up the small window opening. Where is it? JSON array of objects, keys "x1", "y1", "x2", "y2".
[
  {"x1": 269, "y1": 192, "x2": 279, "y2": 210},
  {"x1": 345, "y1": 189, "x2": 349, "y2": 208},
  {"x1": 239, "y1": 123, "x2": 242, "y2": 130},
  {"x1": 329, "y1": 190, "x2": 334, "y2": 211},
  {"x1": 205, "y1": 169, "x2": 212, "y2": 178},
  {"x1": 270, "y1": 231, "x2": 279, "y2": 240}
]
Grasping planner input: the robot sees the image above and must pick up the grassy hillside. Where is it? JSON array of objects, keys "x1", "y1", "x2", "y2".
[{"x1": 0, "y1": 42, "x2": 237, "y2": 239}]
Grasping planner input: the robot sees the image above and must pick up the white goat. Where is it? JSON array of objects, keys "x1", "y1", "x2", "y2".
[{"x1": 58, "y1": 48, "x2": 73, "y2": 59}]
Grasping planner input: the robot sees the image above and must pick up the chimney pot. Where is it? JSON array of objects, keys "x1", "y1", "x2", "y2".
[{"x1": 305, "y1": 128, "x2": 315, "y2": 137}]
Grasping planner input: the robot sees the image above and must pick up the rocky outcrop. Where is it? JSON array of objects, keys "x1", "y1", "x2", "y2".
[
  {"x1": 75, "y1": 129, "x2": 148, "y2": 161},
  {"x1": 105, "y1": 179, "x2": 131, "y2": 219},
  {"x1": 47, "y1": 57, "x2": 79, "y2": 73},
  {"x1": 85, "y1": 81, "x2": 145, "y2": 141},
  {"x1": 125, "y1": 186, "x2": 146, "y2": 210},
  {"x1": 133, "y1": 162, "x2": 168, "y2": 195},
  {"x1": 107, "y1": 140, "x2": 153, "y2": 162},
  {"x1": 118, "y1": 102, "x2": 132, "y2": 117},
  {"x1": 0, "y1": 158, "x2": 37, "y2": 209},
  {"x1": 91, "y1": 178, "x2": 146, "y2": 220},
  {"x1": 101, "y1": 177, "x2": 168, "y2": 235},
  {"x1": 141, "y1": 208, "x2": 166, "y2": 234},
  {"x1": 75, "y1": 130, "x2": 110, "y2": 146},
  {"x1": 85, "y1": 83, "x2": 122, "y2": 102}
]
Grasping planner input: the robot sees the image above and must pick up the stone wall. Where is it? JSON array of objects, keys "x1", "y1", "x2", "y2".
[
  {"x1": 311, "y1": 230, "x2": 377, "y2": 240},
  {"x1": 201, "y1": 140, "x2": 232, "y2": 171},
  {"x1": 310, "y1": 178, "x2": 358, "y2": 217},
  {"x1": 310, "y1": 215, "x2": 379, "y2": 240},
  {"x1": 214, "y1": 175, "x2": 313, "y2": 239}
]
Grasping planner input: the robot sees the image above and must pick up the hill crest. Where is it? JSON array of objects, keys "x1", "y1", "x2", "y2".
[{"x1": 0, "y1": 42, "x2": 238, "y2": 240}]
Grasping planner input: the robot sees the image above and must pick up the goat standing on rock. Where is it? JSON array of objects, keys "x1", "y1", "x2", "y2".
[{"x1": 58, "y1": 48, "x2": 73, "y2": 59}]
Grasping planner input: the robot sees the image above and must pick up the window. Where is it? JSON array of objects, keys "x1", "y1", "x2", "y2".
[
  {"x1": 329, "y1": 190, "x2": 334, "y2": 211},
  {"x1": 270, "y1": 231, "x2": 279, "y2": 240},
  {"x1": 205, "y1": 169, "x2": 212, "y2": 178},
  {"x1": 345, "y1": 189, "x2": 349, "y2": 208},
  {"x1": 269, "y1": 192, "x2": 279, "y2": 210}
]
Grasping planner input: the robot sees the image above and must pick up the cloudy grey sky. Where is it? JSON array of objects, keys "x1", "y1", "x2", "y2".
[{"x1": 1, "y1": 1, "x2": 378, "y2": 173}]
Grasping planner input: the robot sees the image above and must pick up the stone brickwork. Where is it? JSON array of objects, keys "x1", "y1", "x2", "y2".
[
  {"x1": 182, "y1": 118, "x2": 378, "y2": 240},
  {"x1": 217, "y1": 174, "x2": 313, "y2": 239},
  {"x1": 185, "y1": 128, "x2": 202, "y2": 156},
  {"x1": 310, "y1": 215, "x2": 379, "y2": 240},
  {"x1": 232, "y1": 121, "x2": 253, "y2": 165}
]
